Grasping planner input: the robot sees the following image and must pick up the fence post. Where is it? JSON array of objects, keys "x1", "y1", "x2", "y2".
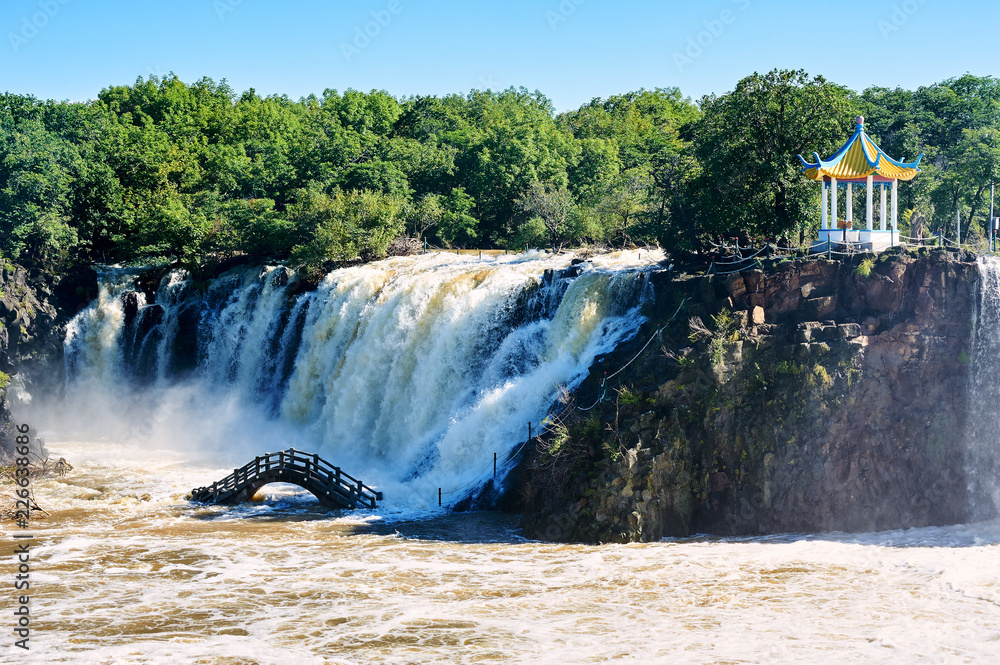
[
  {"x1": 438, "y1": 488, "x2": 442, "y2": 506},
  {"x1": 494, "y1": 452, "x2": 497, "y2": 478}
]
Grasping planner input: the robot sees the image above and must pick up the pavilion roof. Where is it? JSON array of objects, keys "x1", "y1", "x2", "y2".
[{"x1": 798, "y1": 117, "x2": 923, "y2": 182}]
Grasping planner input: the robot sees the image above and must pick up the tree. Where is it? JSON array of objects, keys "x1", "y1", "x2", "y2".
[
  {"x1": 517, "y1": 180, "x2": 574, "y2": 247},
  {"x1": 405, "y1": 187, "x2": 478, "y2": 247},
  {"x1": 289, "y1": 187, "x2": 405, "y2": 275},
  {"x1": 209, "y1": 197, "x2": 294, "y2": 261},
  {"x1": 693, "y1": 69, "x2": 858, "y2": 241},
  {"x1": 0, "y1": 118, "x2": 81, "y2": 267},
  {"x1": 408, "y1": 193, "x2": 445, "y2": 240},
  {"x1": 599, "y1": 169, "x2": 654, "y2": 246},
  {"x1": 943, "y1": 129, "x2": 1000, "y2": 235},
  {"x1": 452, "y1": 88, "x2": 579, "y2": 244},
  {"x1": 133, "y1": 196, "x2": 211, "y2": 262}
]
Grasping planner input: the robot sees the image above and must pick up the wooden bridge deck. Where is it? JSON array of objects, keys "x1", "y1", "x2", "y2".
[{"x1": 190, "y1": 448, "x2": 382, "y2": 510}]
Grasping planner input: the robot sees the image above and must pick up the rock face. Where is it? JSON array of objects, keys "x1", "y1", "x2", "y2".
[
  {"x1": 519, "y1": 249, "x2": 980, "y2": 542},
  {"x1": 0, "y1": 264, "x2": 65, "y2": 459}
]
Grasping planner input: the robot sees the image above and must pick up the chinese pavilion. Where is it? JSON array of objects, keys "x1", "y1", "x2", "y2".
[{"x1": 799, "y1": 116, "x2": 923, "y2": 251}]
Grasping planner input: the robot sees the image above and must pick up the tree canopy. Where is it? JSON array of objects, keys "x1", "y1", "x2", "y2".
[{"x1": 1, "y1": 71, "x2": 997, "y2": 273}]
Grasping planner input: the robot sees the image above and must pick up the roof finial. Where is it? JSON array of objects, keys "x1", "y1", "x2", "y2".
[{"x1": 856, "y1": 115, "x2": 865, "y2": 127}]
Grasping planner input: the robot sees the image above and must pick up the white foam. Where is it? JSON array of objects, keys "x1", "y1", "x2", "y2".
[{"x1": 44, "y1": 251, "x2": 661, "y2": 509}]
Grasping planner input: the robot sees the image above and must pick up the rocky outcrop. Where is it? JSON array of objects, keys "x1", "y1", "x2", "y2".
[
  {"x1": 0, "y1": 262, "x2": 95, "y2": 459},
  {"x1": 519, "y1": 248, "x2": 980, "y2": 542}
]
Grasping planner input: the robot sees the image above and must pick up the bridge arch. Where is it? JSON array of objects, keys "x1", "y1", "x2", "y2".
[{"x1": 191, "y1": 449, "x2": 382, "y2": 510}]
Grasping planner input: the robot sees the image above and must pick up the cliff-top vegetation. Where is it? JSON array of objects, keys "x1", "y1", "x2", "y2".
[{"x1": 1, "y1": 69, "x2": 998, "y2": 275}]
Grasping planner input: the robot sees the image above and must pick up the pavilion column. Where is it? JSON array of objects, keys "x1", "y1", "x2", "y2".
[
  {"x1": 831, "y1": 178, "x2": 839, "y2": 232},
  {"x1": 891, "y1": 179, "x2": 899, "y2": 230},
  {"x1": 880, "y1": 183, "x2": 888, "y2": 232},
  {"x1": 846, "y1": 182, "x2": 853, "y2": 226},
  {"x1": 821, "y1": 181, "x2": 828, "y2": 230},
  {"x1": 866, "y1": 175, "x2": 874, "y2": 231}
]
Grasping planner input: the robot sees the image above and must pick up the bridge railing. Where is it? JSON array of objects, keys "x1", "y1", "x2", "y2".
[{"x1": 191, "y1": 448, "x2": 382, "y2": 509}]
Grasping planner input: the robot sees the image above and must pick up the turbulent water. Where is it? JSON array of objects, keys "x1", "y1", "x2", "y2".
[
  {"x1": 11, "y1": 441, "x2": 1000, "y2": 664},
  {"x1": 57, "y1": 251, "x2": 660, "y2": 507},
  {"x1": 7, "y1": 250, "x2": 1000, "y2": 663}
]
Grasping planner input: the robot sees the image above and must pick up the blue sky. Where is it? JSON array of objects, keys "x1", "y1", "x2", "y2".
[{"x1": 0, "y1": 0, "x2": 993, "y2": 111}]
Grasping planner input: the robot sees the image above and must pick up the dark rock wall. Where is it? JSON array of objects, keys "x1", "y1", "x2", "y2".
[
  {"x1": 519, "y1": 249, "x2": 980, "y2": 542},
  {"x1": 0, "y1": 263, "x2": 93, "y2": 459}
]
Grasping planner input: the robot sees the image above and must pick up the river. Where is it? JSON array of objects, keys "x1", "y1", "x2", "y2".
[{"x1": 6, "y1": 438, "x2": 996, "y2": 664}]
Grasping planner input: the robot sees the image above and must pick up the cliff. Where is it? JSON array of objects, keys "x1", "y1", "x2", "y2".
[
  {"x1": 0, "y1": 262, "x2": 94, "y2": 459},
  {"x1": 518, "y1": 248, "x2": 982, "y2": 542}
]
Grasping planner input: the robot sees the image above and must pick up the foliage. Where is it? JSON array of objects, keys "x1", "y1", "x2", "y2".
[
  {"x1": 289, "y1": 187, "x2": 405, "y2": 276},
  {"x1": 516, "y1": 180, "x2": 575, "y2": 248},
  {"x1": 0, "y1": 71, "x2": 998, "y2": 274},
  {"x1": 617, "y1": 386, "x2": 642, "y2": 408},
  {"x1": 711, "y1": 309, "x2": 738, "y2": 339},
  {"x1": 692, "y1": 70, "x2": 857, "y2": 243},
  {"x1": 854, "y1": 257, "x2": 876, "y2": 277},
  {"x1": 810, "y1": 364, "x2": 834, "y2": 389}
]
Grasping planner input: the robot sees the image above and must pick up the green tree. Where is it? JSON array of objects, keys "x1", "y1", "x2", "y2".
[
  {"x1": 404, "y1": 188, "x2": 479, "y2": 248},
  {"x1": 516, "y1": 180, "x2": 574, "y2": 247},
  {"x1": 693, "y1": 69, "x2": 857, "y2": 242},
  {"x1": 132, "y1": 196, "x2": 211, "y2": 262},
  {"x1": 289, "y1": 188, "x2": 405, "y2": 274},
  {"x1": 599, "y1": 168, "x2": 654, "y2": 246},
  {"x1": 0, "y1": 118, "x2": 81, "y2": 267}
]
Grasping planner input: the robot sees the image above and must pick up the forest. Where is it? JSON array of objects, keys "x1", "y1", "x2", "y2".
[{"x1": 1, "y1": 68, "x2": 998, "y2": 275}]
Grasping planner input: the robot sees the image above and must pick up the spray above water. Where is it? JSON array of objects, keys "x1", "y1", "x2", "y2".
[{"x1": 58, "y1": 251, "x2": 663, "y2": 509}]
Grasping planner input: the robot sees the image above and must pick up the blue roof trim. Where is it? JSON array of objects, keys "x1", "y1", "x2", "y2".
[
  {"x1": 800, "y1": 125, "x2": 863, "y2": 169},
  {"x1": 801, "y1": 123, "x2": 922, "y2": 174}
]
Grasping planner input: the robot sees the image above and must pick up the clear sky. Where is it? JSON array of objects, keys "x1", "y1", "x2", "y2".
[{"x1": 0, "y1": 0, "x2": 994, "y2": 111}]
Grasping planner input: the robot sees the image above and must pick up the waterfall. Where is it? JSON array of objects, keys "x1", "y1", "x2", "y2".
[
  {"x1": 966, "y1": 256, "x2": 1000, "y2": 520},
  {"x1": 60, "y1": 251, "x2": 661, "y2": 509}
]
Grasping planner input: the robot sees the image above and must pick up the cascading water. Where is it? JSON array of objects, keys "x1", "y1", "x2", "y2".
[
  {"x1": 59, "y1": 251, "x2": 662, "y2": 509},
  {"x1": 965, "y1": 256, "x2": 1000, "y2": 520}
]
